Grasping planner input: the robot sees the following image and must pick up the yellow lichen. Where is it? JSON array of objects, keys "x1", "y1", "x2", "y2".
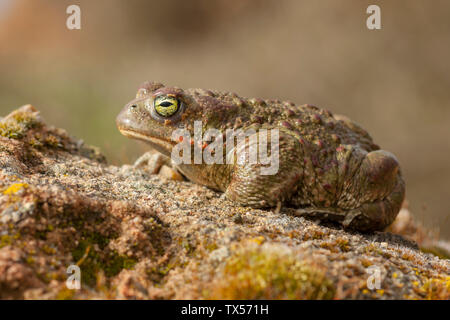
[
  {"x1": 336, "y1": 238, "x2": 350, "y2": 252},
  {"x1": 412, "y1": 276, "x2": 450, "y2": 300},
  {"x1": 207, "y1": 245, "x2": 335, "y2": 300},
  {"x1": 360, "y1": 258, "x2": 373, "y2": 268},
  {"x1": 248, "y1": 236, "x2": 265, "y2": 245},
  {"x1": 0, "y1": 110, "x2": 40, "y2": 139},
  {"x1": 0, "y1": 234, "x2": 12, "y2": 248},
  {"x1": 56, "y1": 287, "x2": 76, "y2": 300},
  {"x1": 3, "y1": 183, "x2": 29, "y2": 195}
]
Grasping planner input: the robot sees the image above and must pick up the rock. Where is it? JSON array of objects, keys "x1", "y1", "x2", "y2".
[{"x1": 0, "y1": 105, "x2": 448, "y2": 300}]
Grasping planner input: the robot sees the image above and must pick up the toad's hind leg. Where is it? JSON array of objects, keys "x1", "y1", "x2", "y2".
[
  {"x1": 341, "y1": 174, "x2": 405, "y2": 231},
  {"x1": 295, "y1": 149, "x2": 405, "y2": 232},
  {"x1": 341, "y1": 150, "x2": 405, "y2": 231},
  {"x1": 294, "y1": 176, "x2": 405, "y2": 232}
]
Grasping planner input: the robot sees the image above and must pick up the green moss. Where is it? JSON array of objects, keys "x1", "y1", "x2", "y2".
[
  {"x1": 71, "y1": 235, "x2": 137, "y2": 288},
  {"x1": 104, "y1": 253, "x2": 137, "y2": 277},
  {"x1": 147, "y1": 263, "x2": 176, "y2": 284},
  {"x1": 43, "y1": 134, "x2": 63, "y2": 148},
  {"x1": 81, "y1": 231, "x2": 112, "y2": 249},
  {"x1": 33, "y1": 224, "x2": 56, "y2": 241},
  {"x1": 0, "y1": 232, "x2": 21, "y2": 248},
  {"x1": 0, "y1": 111, "x2": 40, "y2": 139},
  {"x1": 0, "y1": 110, "x2": 64, "y2": 151},
  {"x1": 204, "y1": 241, "x2": 219, "y2": 252},
  {"x1": 401, "y1": 252, "x2": 415, "y2": 262},
  {"x1": 207, "y1": 245, "x2": 335, "y2": 300},
  {"x1": 42, "y1": 244, "x2": 56, "y2": 255},
  {"x1": 320, "y1": 237, "x2": 351, "y2": 253},
  {"x1": 26, "y1": 256, "x2": 35, "y2": 265},
  {"x1": 301, "y1": 228, "x2": 326, "y2": 241},
  {"x1": 56, "y1": 287, "x2": 76, "y2": 300},
  {"x1": 0, "y1": 234, "x2": 12, "y2": 248},
  {"x1": 336, "y1": 238, "x2": 350, "y2": 252},
  {"x1": 360, "y1": 258, "x2": 373, "y2": 268},
  {"x1": 420, "y1": 246, "x2": 450, "y2": 260},
  {"x1": 180, "y1": 238, "x2": 196, "y2": 255},
  {"x1": 79, "y1": 145, "x2": 107, "y2": 163},
  {"x1": 408, "y1": 276, "x2": 450, "y2": 300},
  {"x1": 35, "y1": 230, "x2": 49, "y2": 240},
  {"x1": 27, "y1": 133, "x2": 63, "y2": 149},
  {"x1": 364, "y1": 243, "x2": 387, "y2": 257}
]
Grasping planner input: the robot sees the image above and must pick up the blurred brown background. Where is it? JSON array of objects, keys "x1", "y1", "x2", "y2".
[{"x1": 0, "y1": 0, "x2": 449, "y2": 238}]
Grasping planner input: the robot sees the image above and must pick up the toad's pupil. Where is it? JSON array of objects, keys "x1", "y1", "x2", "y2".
[
  {"x1": 159, "y1": 101, "x2": 173, "y2": 107},
  {"x1": 131, "y1": 105, "x2": 137, "y2": 108}
]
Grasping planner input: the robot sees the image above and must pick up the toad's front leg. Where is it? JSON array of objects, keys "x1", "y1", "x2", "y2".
[{"x1": 225, "y1": 130, "x2": 304, "y2": 207}]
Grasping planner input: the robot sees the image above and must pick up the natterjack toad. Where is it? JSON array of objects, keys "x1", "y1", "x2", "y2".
[{"x1": 117, "y1": 82, "x2": 405, "y2": 232}]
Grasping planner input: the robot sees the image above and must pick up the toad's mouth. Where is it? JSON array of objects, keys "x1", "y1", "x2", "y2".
[{"x1": 118, "y1": 128, "x2": 175, "y2": 157}]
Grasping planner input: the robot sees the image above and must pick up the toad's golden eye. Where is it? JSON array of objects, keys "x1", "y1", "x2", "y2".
[{"x1": 154, "y1": 95, "x2": 179, "y2": 117}]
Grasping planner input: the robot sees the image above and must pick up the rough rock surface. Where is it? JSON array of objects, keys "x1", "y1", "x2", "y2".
[{"x1": 0, "y1": 105, "x2": 448, "y2": 299}]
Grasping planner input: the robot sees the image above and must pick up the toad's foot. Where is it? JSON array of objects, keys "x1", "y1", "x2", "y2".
[
  {"x1": 296, "y1": 150, "x2": 405, "y2": 232},
  {"x1": 134, "y1": 151, "x2": 184, "y2": 181},
  {"x1": 294, "y1": 177, "x2": 404, "y2": 232}
]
